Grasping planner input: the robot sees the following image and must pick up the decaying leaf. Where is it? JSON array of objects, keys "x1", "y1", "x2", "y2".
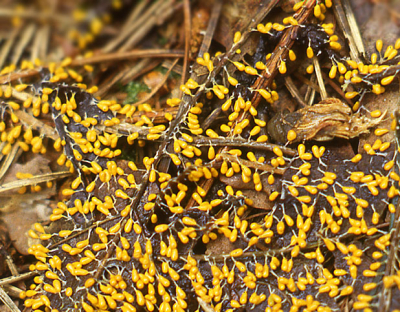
[{"x1": 268, "y1": 98, "x2": 385, "y2": 143}]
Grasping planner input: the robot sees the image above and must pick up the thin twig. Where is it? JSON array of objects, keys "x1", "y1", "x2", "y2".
[
  {"x1": 251, "y1": 0, "x2": 316, "y2": 105},
  {"x1": 181, "y1": 0, "x2": 191, "y2": 86},
  {"x1": 192, "y1": 136, "x2": 297, "y2": 156},
  {"x1": 93, "y1": 219, "x2": 128, "y2": 281},
  {"x1": 4, "y1": 251, "x2": 18, "y2": 277},
  {"x1": 0, "y1": 271, "x2": 38, "y2": 286}
]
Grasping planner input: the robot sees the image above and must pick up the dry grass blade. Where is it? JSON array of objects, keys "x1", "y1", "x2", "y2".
[
  {"x1": 0, "y1": 171, "x2": 70, "y2": 194},
  {"x1": 0, "y1": 142, "x2": 6, "y2": 163},
  {"x1": 95, "y1": 67, "x2": 133, "y2": 98},
  {"x1": 313, "y1": 56, "x2": 327, "y2": 99},
  {"x1": 102, "y1": 0, "x2": 150, "y2": 53},
  {"x1": 12, "y1": 23, "x2": 36, "y2": 65},
  {"x1": 0, "y1": 26, "x2": 20, "y2": 69},
  {"x1": 284, "y1": 76, "x2": 307, "y2": 107},
  {"x1": 0, "y1": 69, "x2": 39, "y2": 85},
  {"x1": 294, "y1": 73, "x2": 321, "y2": 92},
  {"x1": 38, "y1": 25, "x2": 50, "y2": 61},
  {"x1": 2, "y1": 285, "x2": 22, "y2": 298},
  {"x1": 297, "y1": 73, "x2": 318, "y2": 104},
  {"x1": 196, "y1": 0, "x2": 223, "y2": 58},
  {"x1": 306, "y1": 78, "x2": 316, "y2": 104},
  {"x1": 0, "y1": 286, "x2": 20, "y2": 312},
  {"x1": 30, "y1": 25, "x2": 49, "y2": 62},
  {"x1": 118, "y1": 0, "x2": 178, "y2": 52},
  {"x1": 0, "y1": 8, "x2": 72, "y2": 24},
  {"x1": 120, "y1": 59, "x2": 154, "y2": 85},
  {"x1": 69, "y1": 49, "x2": 184, "y2": 67},
  {"x1": 333, "y1": 0, "x2": 364, "y2": 63},
  {"x1": 0, "y1": 143, "x2": 21, "y2": 182},
  {"x1": 341, "y1": 0, "x2": 366, "y2": 59}
]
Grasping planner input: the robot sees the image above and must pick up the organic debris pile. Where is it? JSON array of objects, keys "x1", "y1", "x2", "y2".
[{"x1": 0, "y1": 1, "x2": 399, "y2": 312}]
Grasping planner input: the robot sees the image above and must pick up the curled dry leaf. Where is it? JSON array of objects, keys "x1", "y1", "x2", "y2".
[{"x1": 268, "y1": 98, "x2": 385, "y2": 143}]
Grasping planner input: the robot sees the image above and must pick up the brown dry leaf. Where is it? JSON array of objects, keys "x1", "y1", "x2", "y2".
[
  {"x1": 356, "y1": 2, "x2": 400, "y2": 150},
  {"x1": 0, "y1": 192, "x2": 54, "y2": 255},
  {"x1": 268, "y1": 98, "x2": 385, "y2": 143},
  {"x1": 241, "y1": 189, "x2": 272, "y2": 210},
  {"x1": 205, "y1": 235, "x2": 235, "y2": 256},
  {"x1": 358, "y1": 89, "x2": 399, "y2": 153},
  {"x1": 361, "y1": 3, "x2": 400, "y2": 57},
  {"x1": 213, "y1": 0, "x2": 261, "y2": 49},
  {"x1": 2, "y1": 155, "x2": 52, "y2": 185},
  {"x1": 0, "y1": 155, "x2": 56, "y2": 255}
]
